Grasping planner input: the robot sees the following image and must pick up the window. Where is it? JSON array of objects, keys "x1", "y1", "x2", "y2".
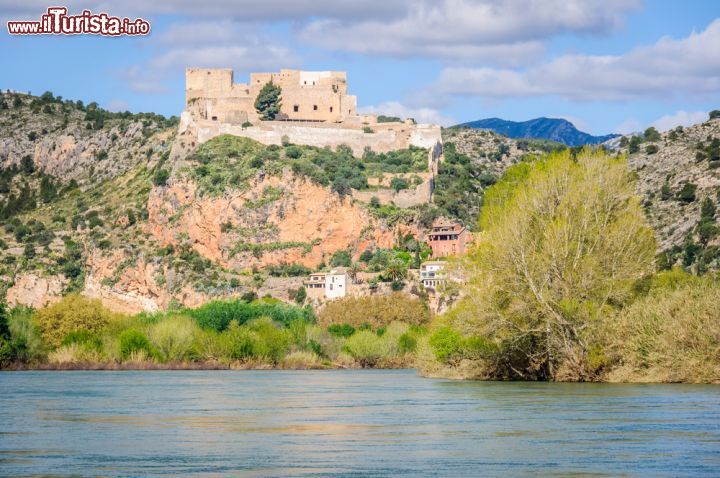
[
  {"x1": 313, "y1": 105, "x2": 318, "y2": 111},
  {"x1": 330, "y1": 107, "x2": 333, "y2": 113},
  {"x1": 293, "y1": 105, "x2": 299, "y2": 112},
  {"x1": 211, "y1": 116, "x2": 217, "y2": 121}
]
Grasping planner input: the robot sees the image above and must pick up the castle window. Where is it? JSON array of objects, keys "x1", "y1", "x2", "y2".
[
  {"x1": 330, "y1": 107, "x2": 333, "y2": 113},
  {"x1": 313, "y1": 105, "x2": 318, "y2": 111},
  {"x1": 293, "y1": 105, "x2": 299, "y2": 112},
  {"x1": 211, "y1": 116, "x2": 217, "y2": 121}
]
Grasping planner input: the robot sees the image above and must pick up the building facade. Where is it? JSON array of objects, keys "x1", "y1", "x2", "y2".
[
  {"x1": 426, "y1": 220, "x2": 471, "y2": 257},
  {"x1": 420, "y1": 261, "x2": 446, "y2": 289},
  {"x1": 303, "y1": 269, "x2": 349, "y2": 300},
  {"x1": 186, "y1": 68, "x2": 358, "y2": 125}
]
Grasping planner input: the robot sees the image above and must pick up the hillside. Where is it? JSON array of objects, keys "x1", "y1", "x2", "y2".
[
  {"x1": 2, "y1": 91, "x2": 718, "y2": 315},
  {"x1": 445, "y1": 116, "x2": 720, "y2": 272},
  {"x1": 455, "y1": 117, "x2": 619, "y2": 146}
]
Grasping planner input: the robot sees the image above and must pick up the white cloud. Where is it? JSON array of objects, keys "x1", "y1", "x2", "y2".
[
  {"x1": 650, "y1": 110, "x2": 708, "y2": 132},
  {"x1": 297, "y1": 0, "x2": 639, "y2": 63},
  {"x1": 118, "y1": 22, "x2": 299, "y2": 94},
  {"x1": 614, "y1": 117, "x2": 643, "y2": 135},
  {"x1": 359, "y1": 101, "x2": 455, "y2": 126},
  {"x1": 0, "y1": 0, "x2": 639, "y2": 66},
  {"x1": 430, "y1": 19, "x2": 720, "y2": 101}
]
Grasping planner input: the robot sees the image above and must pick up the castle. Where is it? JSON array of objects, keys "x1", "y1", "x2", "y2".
[
  {"x1": 186, "y1": 69, "x2": 362, "y2": 125},
  {"x1": 180, "y1": 68, "x2": 442, "y2": 156}
]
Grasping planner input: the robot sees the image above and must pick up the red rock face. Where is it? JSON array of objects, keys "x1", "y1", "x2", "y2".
[{"x1": 145, "y1": 171, "x2": 414, "y2": 271}]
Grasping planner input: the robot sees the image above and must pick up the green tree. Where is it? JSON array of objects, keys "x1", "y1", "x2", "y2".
[
  {"x1": 390, "y1": 177, "x2": 409, "y2": 191},
  {"x1": 676, "y1": 182, "x2": 697, "y2": 203},
  {"x1": 440, "y1": 149, "x2": 656, "y2": 380},
  {"x1": 643, "y1": 127, "x2": 661, "y2": 142},
  {"x1": 254, "y1": 81, "x2": 282, "y2": 120}
]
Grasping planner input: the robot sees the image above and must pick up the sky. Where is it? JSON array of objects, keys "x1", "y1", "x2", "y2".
[{"x1": 1, "y1": 0, "x2": 719, "y2": 134}]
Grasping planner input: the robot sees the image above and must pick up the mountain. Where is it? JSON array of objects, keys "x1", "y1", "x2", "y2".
[{"x1": 455, "y1": 117, "x2": 619, "y2": 146}]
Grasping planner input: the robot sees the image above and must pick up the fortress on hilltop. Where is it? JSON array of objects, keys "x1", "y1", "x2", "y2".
[
  {"x1": 177, "y1": 68, "x2": 443, "y2": 207},
  {"x1": 186, "y1": 68, "x2": 360, "y2": 124},
  {"x1": 180, "y1": 68, "x2": 442, "y2": 156}
]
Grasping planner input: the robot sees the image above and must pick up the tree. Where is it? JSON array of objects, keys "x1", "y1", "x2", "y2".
[
  {"x1": 710, "y1": 110, "x2": 720, "y2": 120},
  {"x1": 32, "y1": 294, "x2": 119, "y2": 348},
  {"x1": 676, "y1": 182, "x2": 697, "y2": 203},
  {"x1": 643, "y1": 127, "x2": 661, "y2": 142},
  {"x1": 385, "y1": 259, "x2": 407, "y2": 282},
  {"x1": 153, "y1": 169, "x2": 170, "y2": 186},
  {"x1": 348, "y1": 262, "x2": 361, "y2": 284},
  {"x1": 628, "y1": 135, "x2": 642, "y2": 153},
  {"x1": 254, "y1": 81, "x2": 282, "y2": 120},
  {"x1": 295, "y1": 287, "x2": 307, "y2": 304},
  {"x1": 330, "y1": 249, "x2": 352, "y2": 267},
  {"x1": 441, "y1": 149, "x2": 656, "y2": 380},
  {"x1": 20, "y1": 155, "x2": 34, "y2": 174},
  {"x1": 390, "y1": 177, "x2": 409, "y2": 191}
]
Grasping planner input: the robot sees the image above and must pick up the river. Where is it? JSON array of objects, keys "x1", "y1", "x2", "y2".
[{"x1": 1, "y1": 370, "x2": 719, "y2": 476}]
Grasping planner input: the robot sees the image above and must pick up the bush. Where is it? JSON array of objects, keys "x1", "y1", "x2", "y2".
[
  {"x1": 148, "y1": 315, "x2": 199, "y2": 362},
  {"x1": 645, "y1": 144, "x2": 659, "y2": 155},
  {"x1": 32, "y1": 294, "x2": 120, "y2": 348},
  {"x1": 643, "y1": 127, "x2": 661, "y2": 142},
  {"x1": 153, "y1": 169, "x2": 170, "y2": 186},
  {"x1": 119, "y1": 328, "x2": 153, "y2": 361},
  {"x1": 330, "y1": 249, "x2": 352, "y2": 267},
  {"x1": 676, "y1": 182, "x2": 697, "y2": 203},
  {"x1": 390, "y1": 177, "x2": 409, "y2": 191},
  {"x1": 327, "y1": 323, "x2": 355, "y2": 338},
  {"x1": 709, "y1": 110, "x2": 720, "y2": 120},
  {"x1": 186, "y1": 299, "x2": 313, "y2": 332},
  {"x1": 318, "y1": 293, "x2": 430, "y2": 329},
  {"x1": 610, "y1": 278, "x2": 720, "y2": 383},
  {"x1": 343, "y1": 330, "x2": 391, "y2": 367}
]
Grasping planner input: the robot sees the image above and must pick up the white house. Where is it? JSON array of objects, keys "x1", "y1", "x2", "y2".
[
  {"x1": 303, "y1": 268, "x2": 349, "y2": 300},
  {"x1": 419, "y1": 261, "x2": 446, "y2": 289}
]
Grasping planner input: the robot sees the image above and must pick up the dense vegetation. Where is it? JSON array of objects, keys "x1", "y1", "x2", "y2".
[
  {"x1": 422, "y1": 149, "x2": 720, "y2": 383},
  {"x1": 184, "y1": 135, "x2": 429, "y2": 197},
  {"x1": 0, "y1": 294, "x2": 428, "y2": 369}
]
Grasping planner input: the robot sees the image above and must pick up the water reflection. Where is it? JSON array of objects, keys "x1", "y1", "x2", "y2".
[{"x1": 1, "y1": 370, "x2": 719, "y2": 476}]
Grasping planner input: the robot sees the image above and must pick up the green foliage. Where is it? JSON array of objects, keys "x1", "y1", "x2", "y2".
[
  {"x1": 327, "y1": 323, "x2": 356, "y2": 338},
  {"x1": 645, "y1": 144, "x2": 659, "y2": 155},
  {"x1": 390, "y1": 177, "x2": 409, "y2": 191},
  {"x1": 254, "y1": 81, "x2": 282, "y2": 120},
  {"x1": 709, "y1": 110, "x2": 720, "y2": 120},
  {"x1": 319, "y1": 293, "x2": 430, "y2": 329},
  {"x1": 330, "y1": 249, "x2": 352, "y2": 267},
  {"x1": 33, "y1": 294, "x2": 120, "y2": 348},
  {"x1": 676, "y1": 182, "x2": 697, "y2": 203},
  {"x1": 432, "y1": 142, "x2": 496, "y2": 229},
  {"x1": 185, "y1": 299, "x2": 314, "y2": 332},
  {"x1": 643, "y1": 127, "x2": 661, "y2": 142},
  {"x1": 377, "y1": 115, "x2": 401, "y2": 123},
  {"x1": 153, "y1": 169, "x2": 170, "y2": 186},
  {"x1": 628, "y1": 135, "x2": 642, "y2": 153},
  {"x1": 440, "y1": 149, "x2": 656, "y2": 380},
  {"x1": 119, "y1": 328, "x2": 154, "y2": 361}
]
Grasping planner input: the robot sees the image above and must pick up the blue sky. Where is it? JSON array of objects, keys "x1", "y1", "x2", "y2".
[{"x1": 2, "y1": 1, "x2": 719, "y2": 134}]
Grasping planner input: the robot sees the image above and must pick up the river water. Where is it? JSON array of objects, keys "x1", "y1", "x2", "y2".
[{"x1": 1, "y1": 370, "x2": 719, "y2": 476}]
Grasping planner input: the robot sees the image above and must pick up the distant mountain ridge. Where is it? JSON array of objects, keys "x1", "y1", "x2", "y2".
[{"x1": 455, "y1": 117, "x2": 619, "y2": 146}]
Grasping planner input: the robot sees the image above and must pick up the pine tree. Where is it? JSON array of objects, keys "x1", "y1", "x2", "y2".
[{"x1": 254, "y1": 81, "x2": 282, "y2": 120}]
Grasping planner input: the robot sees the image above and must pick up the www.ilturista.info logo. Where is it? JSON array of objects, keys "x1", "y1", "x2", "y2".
[{"x1": 7, "y1": 7, "x2": 150, "y2": 36}]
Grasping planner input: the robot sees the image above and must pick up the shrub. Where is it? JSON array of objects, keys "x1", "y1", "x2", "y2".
[
  {"x1": 330, "y1": 249, "x2": 352, "y2": 267},
  {"x1": 32, "y1": 294, "x2": 120, "y2": 348},
  {"x1": 118, "y1": 328, "x2": 153, "y2": 361},
  {"x1": 645, "y1": 144, "x2": 659, "y2": 155},
  {"x1": 610, "y1": 278, "x2": 720, "y2": 383},
  {"x1": 343, "y1": 330, "x2": 391, "y2": 367},
  {"x1": 148, "y1": 315, "x2": 199, "y2": 362},
  {"x1": 429, "y1": 326, "x2": 463, "y2": 362},
  {"x1": 327, "y1": 323, "x2": 355, "y2": 338},
  {"x1": 709, "y1": 110, "x2": 720, "y2": 120},
  {"x1": 153, "y1": 169, "x2": 170, "y2": 186},
  {"x1": 318, "y1": 293, "x2": 430, "y2": 329},
  {"x1": 676, "y1": 182, "x2": 697, "y2": 203},
  {"x1": 186, "y1": 299, "x2": 313, "y2": 332},
  {"x1": 390, "y1": 177, "x2": 409, "y2": 191},
  {"x1": 244, "y1": 317, "x2": 292, "y2": 363},
  {"x1": 643, "y1": 127, "x2": 661, "y2": 142}
]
